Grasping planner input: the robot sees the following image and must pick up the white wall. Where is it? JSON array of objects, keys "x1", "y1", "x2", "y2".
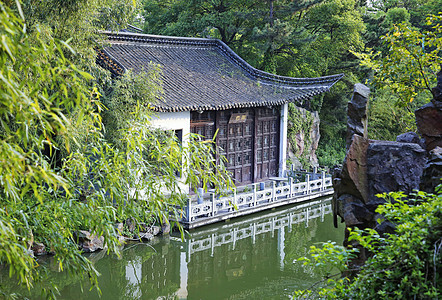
[
  {"x1": 279, "y1": 103, "x2": 288, "y2": 177},
  {"x1": 149, "y1": 111, "x2": 191, "y2": 193},
  {"x1": 149, "y1": 111, "x2": 191, "y2": 147}
]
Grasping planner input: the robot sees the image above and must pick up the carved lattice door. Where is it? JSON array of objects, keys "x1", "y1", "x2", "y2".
[
  {"x1": 191, "y1": 107, "x2": 279, "y2": 185},
  {"x1": 254, "y1": 107, "x2": 279, "y2": 182},
  {"x1": 216, "y1": 109, "x2": 254, "y2": 185},
  {"x1": 190, "y1": 111, "x2": 215, "y2": 140}
]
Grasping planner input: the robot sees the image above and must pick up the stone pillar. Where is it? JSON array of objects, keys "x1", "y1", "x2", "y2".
[
  {"x1": 279, "y1": 103, "x2": 288, "y2": 177},
  {"x1": 346, "y1": 83, "x2": 370, "y2": 149}
]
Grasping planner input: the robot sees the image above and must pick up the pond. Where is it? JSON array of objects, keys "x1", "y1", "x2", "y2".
[{"x1": 57, "y1": 197, "x2": 343, "y2": 299}]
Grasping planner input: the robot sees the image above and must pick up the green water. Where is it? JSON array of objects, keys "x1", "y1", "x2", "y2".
[{"x1": 57, "y1": 198, "x2": 343, "y2": 299}]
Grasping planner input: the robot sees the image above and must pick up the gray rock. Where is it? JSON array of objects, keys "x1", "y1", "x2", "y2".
[
  {"x1": 161, "y1": 221, "x2": 171, "y2": 235},
  {"x1": 125, "y1": 218, "x2": 136, "y2": 232},
  {"x1": 151, "y1": 226, "x2": 161, "y2": 236},
  {"x1": 140, "y1": 232, "x2": 154, "y2": 241},
  {"x1": 415, "y1": 102, "x2": 442, "y2": 151},
  {"x1": 115, "y1": 222, "x2": 124, "y2": 234},
  {"x1": 31, "y1": 242, "x2": 47, "y2": 256},
  {"x1": 335, "y1": 194, "x2": 374, "y2": 227},
  {"x1": 77, "y1": 230, "x2": 105, "y2": 253},
  {"x1": 309, "y1": 111, "x2": 321, "y2": 167},
  {"x1": 366, "y1": 141, "x2": 427, "y2": 203},
  {"x1": 287, "y1": 107, "x2": 321, "y2": 167},
  {"x1": 139, "y1": 223, "x2": 161, "y2": 236},
  {"x1": 118, "y1": 235, "x2": 126, "y2": 244},
  {"x1": 373, "y1": 213, "x2": 396, "y2": 235},
  {"x1": 396, "y1": 132, "x2": 425, "y2": 148},
  {"x1": 420, "y1": 146, "x2": 442, "y2": 193},
  {"x1": 341, "y1": 135, "x2": 371, "y2": 203},
  {"x1": 346, "y1": 83, "x2": 370, "y2": 149}
]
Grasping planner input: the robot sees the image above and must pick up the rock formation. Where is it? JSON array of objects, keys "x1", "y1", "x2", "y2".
[
  {"x1": 346, "y1": 83, "x2": 369, "y2": 149},
  {"x1": 77, "y1": 230, "x2": 105, "y2": 253},
  {"x1": 287, "y1": 106, "x2": 321, "y2": 168},
  {"x1": 420, "y1": 146, "x2": 442, "y2": 193},
  {"x1": 333, "y1": 74, "x2": 442, "y2": 262},
  {"x1": 415, "y1": 68, "x2": 442, "y2": 150}
]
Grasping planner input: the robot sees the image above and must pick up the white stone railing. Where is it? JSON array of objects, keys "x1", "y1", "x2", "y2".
[{"x1": 184, "y1": 172, "x2": 332, "y2": 222}]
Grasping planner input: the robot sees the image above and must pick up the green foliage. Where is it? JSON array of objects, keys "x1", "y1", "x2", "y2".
[
  {"x1": 287, "y1": 104, "x2": 314, "y2": 169},
  {"x1": 101, "y1": 68, "x2": 163, "y2": 149},
  {"x1": 0, "y1": 1, "x2": 91, "y2": 205},
  {"x1": 299, "y1": 241, "x2": 358, "y2": 276},
  {"x1": 293, "y1": 187, "x2": 442, "y2": 299},
  {"x1": 17, "y1": 0, "x2": 140, "y2": 68},
  {"x1": 0, "y1": 3, "x2": 233, "y2": 298},
  {"x1": 317, "y1": 80, "x2": 353, "y2": 168},
  {"x1": 316, "y1": 143, "x2": 346, "y2": 168},
  {"x1": 0, "y1": 3, "x2": 108, "y2": 296},
  {"x1": 356, "y1": 14, "x2": 442, "y2": 107},
  {"x1": 367, "y1": 87, "x2": 427, "y2": 140}
]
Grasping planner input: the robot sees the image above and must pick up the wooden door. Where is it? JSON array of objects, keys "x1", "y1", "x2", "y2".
[
  {"x1": 216, "y1": 109, "x2": 254, "y2": 185},
  {"x1": 254, "y1": 107, "x2": 279, "y2": 182},
  {"x1": 190, "y1": 111, "x2": 215, "y2": 140}
]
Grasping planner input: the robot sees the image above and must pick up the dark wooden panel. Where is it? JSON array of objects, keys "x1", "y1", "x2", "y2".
[
  {"x1": 254, "y1": 107, "x2": 279, "y2": 182},
  {"x1": 216, "y1": 108, "x2": 254, "y2": 185},
  {"x1": 192, "y1": 107, "x2": 278, "y2": 185}
]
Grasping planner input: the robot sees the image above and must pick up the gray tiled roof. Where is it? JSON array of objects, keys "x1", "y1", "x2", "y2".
[{"x1": 98, "y1": 31, "x2": 344, "y2": 112}]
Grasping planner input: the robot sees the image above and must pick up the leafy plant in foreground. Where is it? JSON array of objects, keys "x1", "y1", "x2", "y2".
[
  {"x1": 293, "y1": 186, "x2": 442, "y2": 299},
  {"x1": 0, "y1": 3, "x2": 233, "y2": 298}
]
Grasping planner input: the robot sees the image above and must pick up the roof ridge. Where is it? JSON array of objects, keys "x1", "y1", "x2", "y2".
[
  {"x1": 102, "y1": 31, "x2": 217, "y2": 46},
  {"x1": 101, "y1": 31, "x2": 344, "y2": 88}
]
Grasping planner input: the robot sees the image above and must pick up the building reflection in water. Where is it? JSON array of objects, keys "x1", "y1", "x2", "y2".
[{"x1": 59, "y1": 198, "x2": 342, "y2": 300}]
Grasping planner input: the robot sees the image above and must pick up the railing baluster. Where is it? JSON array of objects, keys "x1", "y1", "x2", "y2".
[
  {"x1": 289, "y1": 177, "x2": 293, "y2": 197},
  {"x1": 253, "y1": 183, "x2": 257, "y2": 207},
  {"x1": 234, "y1": 189, "x2": 237, "y2": 210},
  {"x1": 211, "y1": 193, "x2": 215, "y2": 216},
  {"x1": 322, "y1": 171, "x2": 326, "y2": 191},
  {"x1": 188, "y1": 198, "x2": 192, "y2": 221}
]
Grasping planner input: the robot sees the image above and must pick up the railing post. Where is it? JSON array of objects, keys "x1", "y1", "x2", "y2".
[
  {"x1": 211, "y1": 193, "x2": 215, "y2": 216},
  {"x1": 306, "y1": 174, "x2": 310, "y2": 194},
  {"x1": 253, "y1": 183, "x2": 257, "y2": 207},
  {"x1": 197, "y1": 187, "x2": 204, "y2": 204},
  {"x1": 322, "y1": 171, "x2": 326, "y2": 191},
  {"x1": 234, "y1": 189, "x2": 237, "y2": 210},
  {"x1": 272, "y1": 181, "x2": 276, "y2": 202},
  {"x1": 289, "y1": 177, "x2": 293, "y2": 197},
  {"x1": 188, "y1": 198, "x2": 192, "y2": 221}
]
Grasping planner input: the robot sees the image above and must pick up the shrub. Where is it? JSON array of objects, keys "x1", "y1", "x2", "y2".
[{"x1": 293, "y1": 185, "x2": 442, "y2": 299}]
